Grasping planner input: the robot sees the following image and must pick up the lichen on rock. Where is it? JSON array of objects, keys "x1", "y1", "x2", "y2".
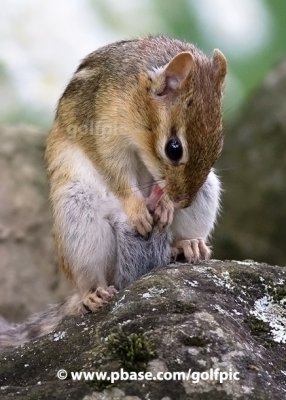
[{"x1": 0, "y1": 260, "x2": 286, "y2": 399}]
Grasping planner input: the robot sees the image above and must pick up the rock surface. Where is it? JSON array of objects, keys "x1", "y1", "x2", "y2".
[
  {"x1": 0, "y1": 260, "x2": 286, "y2": 399},
  {"x1": 0, "y1": 125, "x2": 70, "y2": 322}
]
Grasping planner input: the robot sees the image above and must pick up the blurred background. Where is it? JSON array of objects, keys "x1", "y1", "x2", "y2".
[
  {"x1": 1, "y1": 0, "x2": 285, "y2": 127},
  {"x1": 0, "y1": 0, "x2": 285, "y2": 320}
]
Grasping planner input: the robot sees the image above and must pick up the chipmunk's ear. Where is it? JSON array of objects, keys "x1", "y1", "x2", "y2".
[
  {"x1": 212, "y1": 49, "x2": 227, "y2": 88},
  {"x1": 151, "y1": 52, "x2": 194, "y2": 96}
]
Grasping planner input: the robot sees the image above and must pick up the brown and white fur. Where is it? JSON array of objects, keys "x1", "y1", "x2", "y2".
[{"x1": 0, "y1": 35, "x2": 226, "y2": 351}]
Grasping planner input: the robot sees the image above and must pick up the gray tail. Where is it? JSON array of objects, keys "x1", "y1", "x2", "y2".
[
  {"x1": 116, "y1": 228, "x2": 171, "y2": 289},
  {"x1": 0, "y1": 294, "x2": 81, "y2": 352}
]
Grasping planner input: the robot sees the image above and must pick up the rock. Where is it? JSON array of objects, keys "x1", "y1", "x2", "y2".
[
  {"x1": 0, "y1": 260, "x2": 285, "y2": 399},
  {"x1": 215, "y1": 59, "x2": 286, "y2": 266},
  {"x1": 0, "y1": 125, "x2": 70, "y2": 322}
]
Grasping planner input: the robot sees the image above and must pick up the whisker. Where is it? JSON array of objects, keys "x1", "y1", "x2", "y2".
[
  {"x1": 117, "y1": 179, "x2": 166, "y2": 195},
  {"x1": 133, "y1": 179, "x2": 164, "y2": 190},
  {"x1": 224, "y1": 105, "x2": 237, "y2": 115},
  {"x1": 215, "y1": 167, "x2": 238, "y2": 172}
]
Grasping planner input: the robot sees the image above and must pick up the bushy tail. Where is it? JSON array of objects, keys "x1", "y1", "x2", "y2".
[{"x1": 0, "y1": 294, "x2": 81, "y2": 352}]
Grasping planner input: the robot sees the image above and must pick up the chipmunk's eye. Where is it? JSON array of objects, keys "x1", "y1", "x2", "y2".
[{"x1": 165, "y1": 136, "x2": 183, "y2": 162}]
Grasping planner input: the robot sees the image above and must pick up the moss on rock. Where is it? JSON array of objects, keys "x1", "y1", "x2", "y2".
[{"x1": 1, "y1": 260, "x2": 286, "y2": 399}]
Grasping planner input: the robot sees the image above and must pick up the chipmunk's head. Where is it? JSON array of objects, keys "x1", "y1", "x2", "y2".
[{"x1": 135, "y1": 47, "x2": 227, "y2": 208}]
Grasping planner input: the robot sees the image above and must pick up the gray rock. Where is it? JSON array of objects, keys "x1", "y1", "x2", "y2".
[
  {"x1": 0, "y1": 260, "x2": 285, "y2": 399},
  {"x1": 0, "y1": 125, "x2": 70, "y2": 322},
  {"x1": 215, "y1": 59, "x2": 286, "y2": 266}
]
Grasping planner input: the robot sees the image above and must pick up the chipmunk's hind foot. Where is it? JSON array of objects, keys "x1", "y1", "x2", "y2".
[{"x1": 82, "y1": 286, "x2": 118, "y2": 313}]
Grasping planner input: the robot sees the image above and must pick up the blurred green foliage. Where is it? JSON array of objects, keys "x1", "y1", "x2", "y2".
[
  {"x1": 91, "y1": 0, "x2": 286, "y2": 122},
  {"x1": 1, "y1": 0, "x2": 286, "y2": 127}
]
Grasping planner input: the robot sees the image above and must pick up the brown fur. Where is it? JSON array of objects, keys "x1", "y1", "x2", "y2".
[{"x1": 46, "y1": 35, "x2": 227, "y2": 257}]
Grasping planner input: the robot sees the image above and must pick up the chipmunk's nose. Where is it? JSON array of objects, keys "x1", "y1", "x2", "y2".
[
  {"x1": 173, "y1": 191, "x2": 195, "y2": 208},
  {"x1": 173, "y1": 195, "x2": 188, "y2": 209},
  {"x1": 172, "y1": 194, "x2": 182, "y2": 203}
]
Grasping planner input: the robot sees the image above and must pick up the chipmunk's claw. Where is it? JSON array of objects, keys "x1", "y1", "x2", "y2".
[
  {"x1": 171, "y1": 238, "x2": 211, "y2": 263},
  {"x1": 81, "y1": 286, "x2": 118, "y2": 313},
  {"x1": 153, "y1": 195, "x2": 174, "y2": 231}
]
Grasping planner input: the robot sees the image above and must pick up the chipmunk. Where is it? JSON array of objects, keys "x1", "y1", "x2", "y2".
[{"x1": 0, "y1": 35, "x2": 227, "y2": 350}]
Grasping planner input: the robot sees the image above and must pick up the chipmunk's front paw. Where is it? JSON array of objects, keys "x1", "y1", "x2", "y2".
[
  {"x1": 153, "y1": 195, "x2": 174, "y2": 230},
  {"x1": 82, "y1": 286, "x2": 118, "y2": 313},
  {"x1": 171, "y1": 238, "x2": 211, "y2": 263},
  {"x1": 124, "y1": 196, "x2": 153, "y2": 236}
]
